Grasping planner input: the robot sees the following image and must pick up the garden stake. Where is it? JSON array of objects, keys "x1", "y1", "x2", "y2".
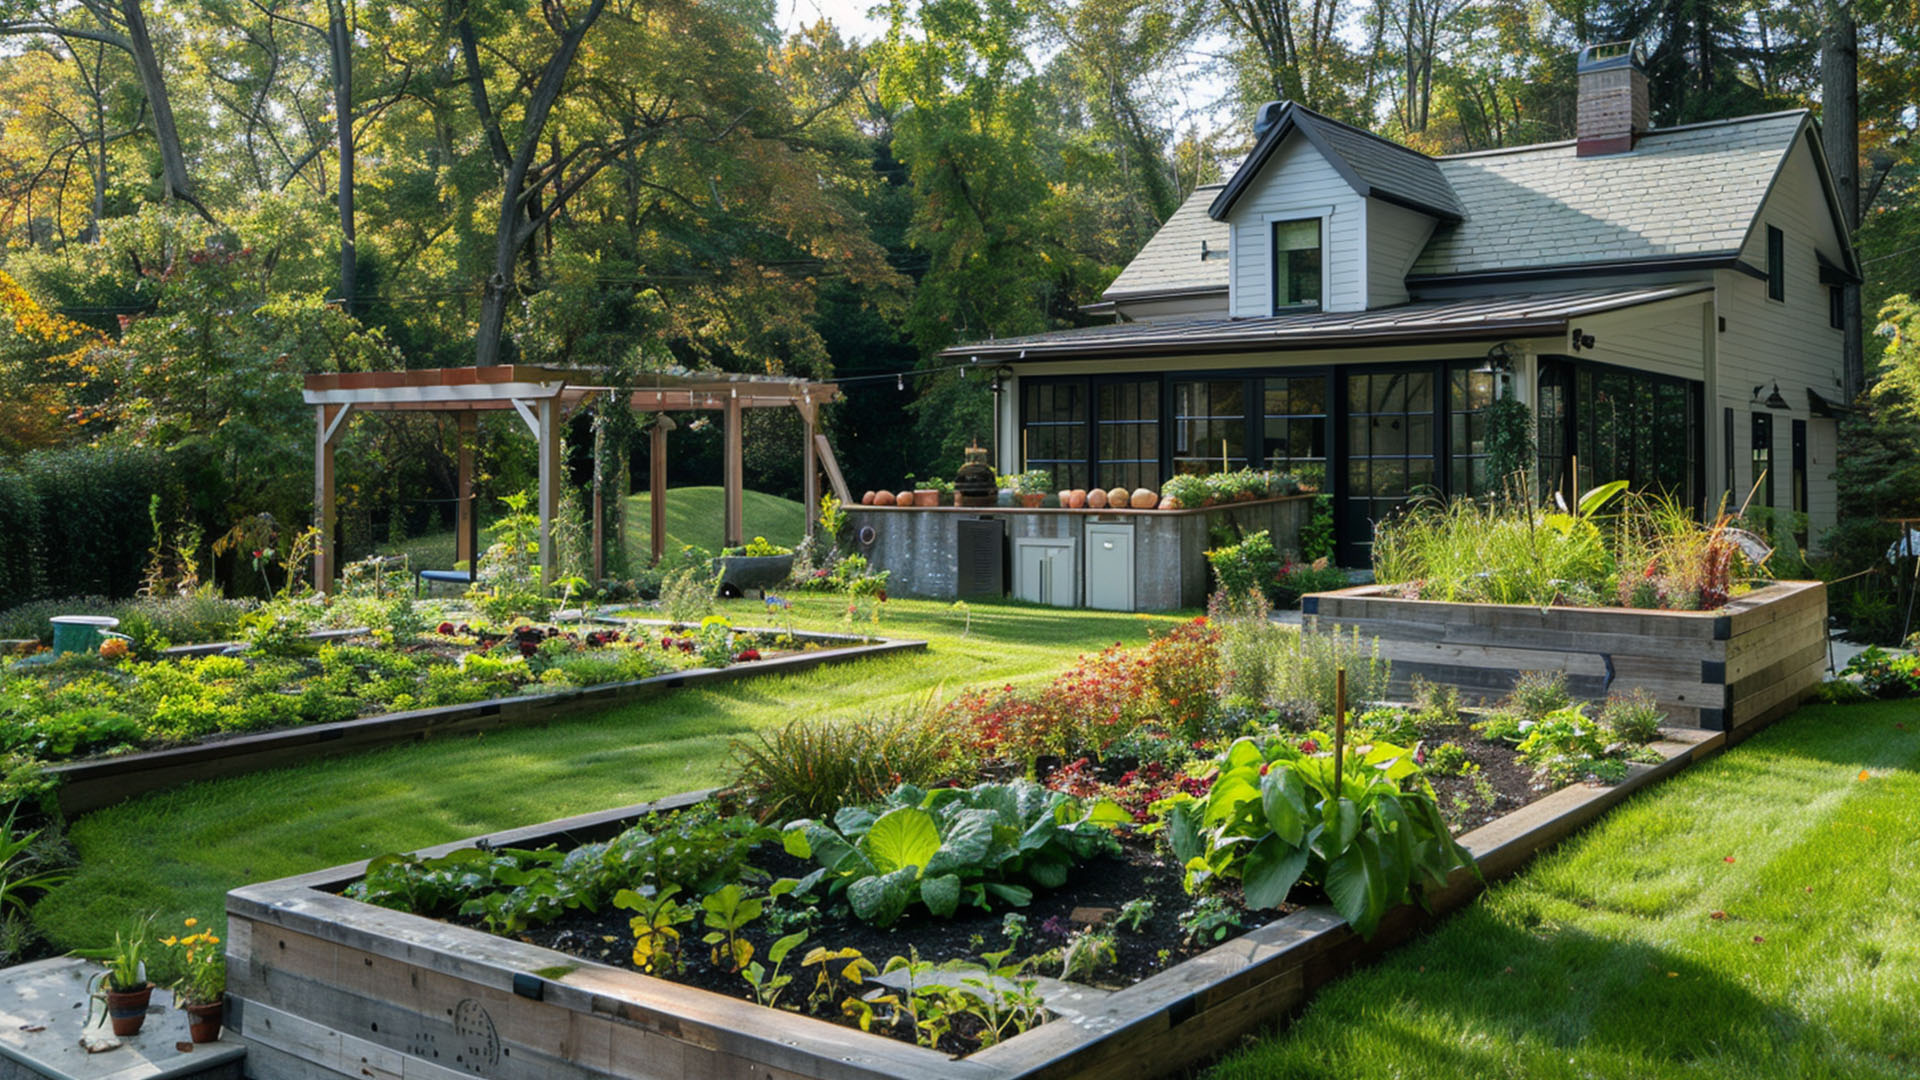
[{"x1": 1334, "y1": 667, "x2": 1347, "y2": 793}]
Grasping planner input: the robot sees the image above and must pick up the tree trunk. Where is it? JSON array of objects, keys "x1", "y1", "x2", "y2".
[
  {"x1": 120, "y1": 0, "x2": 207, "y2": 219},
  {"x1": 471, "y1": 0, "x2": 609, "y2": 367},
  {"x1": 328, "y1": 0, "x2": 356, "y2": 312},
  {"x1": 1821, "y1": 6, "x2": 1862, "y2": 398}
]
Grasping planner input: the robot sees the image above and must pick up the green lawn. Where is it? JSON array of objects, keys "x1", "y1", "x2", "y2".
[
  {"x1": 32, "y1": 594, "x2": 1179, "y2": 953},
  {"x1": 379, "y1": 486, "x2": 805, "y2": 571},
  {"x1": 1205, "y1": 701, "x2": 1920, "y2": 1080}
]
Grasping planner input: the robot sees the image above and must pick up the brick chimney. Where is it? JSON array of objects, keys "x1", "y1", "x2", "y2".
[{"x1": 1576, "y1": 42, "x2": 1649, "y2": 157}]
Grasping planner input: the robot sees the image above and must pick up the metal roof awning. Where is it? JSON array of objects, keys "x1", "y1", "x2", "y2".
[{"x1": 940, "y1": 285, "x2": 1714, "y2": 361}]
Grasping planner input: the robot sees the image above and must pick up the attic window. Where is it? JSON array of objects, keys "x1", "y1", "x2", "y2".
[{"x1": 1272, "y1": 219, "x2": 1322, "y2": 312}]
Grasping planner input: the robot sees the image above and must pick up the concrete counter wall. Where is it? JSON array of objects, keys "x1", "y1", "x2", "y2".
[{"x1": 848, "y1": 496, "x2": 1312, "y2": 611}]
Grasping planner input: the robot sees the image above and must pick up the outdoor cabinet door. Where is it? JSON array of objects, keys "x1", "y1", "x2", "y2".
[
  {"x1": 1013, "y1": 538, "x2": 1078, "y2": 606},
  {"x1": 1084, "y1": 524, "x2": 1135, "y2": 611}
]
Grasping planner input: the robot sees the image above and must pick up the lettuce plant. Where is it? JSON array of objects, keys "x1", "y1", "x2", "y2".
[
  {"x1": 783, "y1": 781, "x2": 1129, "y2": 927},
  {"x1": 1157, "y1": 736, "x2": 1474, "y2": 938}
]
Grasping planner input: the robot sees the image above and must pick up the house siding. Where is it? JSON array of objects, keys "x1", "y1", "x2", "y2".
[
  {"x1": 1365, "y1": 198, "x2": 1437, "y2": 308},
  {"x1": 1227, "y1": 137, "x2": 1365, "y2": 315},
  {"x1": 1578, "y1": 297, "x2": 1711, "y2": 382}
]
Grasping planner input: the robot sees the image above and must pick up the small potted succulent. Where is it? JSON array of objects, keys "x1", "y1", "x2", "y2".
[
  {"x1": 1013, "y1": 470, "x2": 1052, "y2": 508},
  {"x1": 163, "y1": 918, "x2": 226, "y2": 1043},
  {"x1": 81, "y1": 915, "x2": 155, "y2": 1037},
  {"x1": 1294, "y1": 462, "x2": 1326, "y2": 494},
  {"x1": 920, "y1": 476, "x2": 953, "y2": 507}
]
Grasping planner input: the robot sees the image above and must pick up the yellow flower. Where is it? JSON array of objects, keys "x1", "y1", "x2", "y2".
[
  {"x1": 183, "y1": 918, "x2": 197, "y2": 928},
  {"x1": 160, "y1": 936, "x2": 178, "y2": 947}
]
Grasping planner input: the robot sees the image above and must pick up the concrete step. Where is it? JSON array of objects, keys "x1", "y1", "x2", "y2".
[{"x1": 0, "y1": 958, "x2": 243, "y2": 1080}]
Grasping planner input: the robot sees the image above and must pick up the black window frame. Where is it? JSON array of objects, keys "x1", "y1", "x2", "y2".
[
  {"x1": 1829, "y1": 284, "x2": 1845, "y2": 329},
  {"x1": 1270, "y1": 217, "x2": 1324, "y2": 315},
  {"x1": 1767, "y1": 225, "x2": 1786, "y2": 302},
  {"x1": 1791, "y1": 418, "x2": 1808, "y2": 547},
  {"x1": 1541, "y1": 355, "x2": 1705, "y2": 515}
]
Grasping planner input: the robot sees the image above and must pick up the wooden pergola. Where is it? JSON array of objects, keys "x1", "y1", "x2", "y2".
[{"x1": 303, "y1": 366, "x2": 847, "y2": 593}]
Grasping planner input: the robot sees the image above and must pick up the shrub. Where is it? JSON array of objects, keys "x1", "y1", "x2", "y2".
[
  {"x1": 1206, "y1": 531, "x2": 1280, "y2": 599},
  {"x1": 1140, "y1": 617, "x2": 1221, "y2": 742},
  {"x1": 1300, "y1": 493, "x2": 1334, "y2": 561},
  {"x1": 1268, "y1": 626, "x2": 1392, "y2": 723},
  {"x1": 1212, "y1": 589, "x2": 1287, "y2": 706},
  {"x1": 1599, "y1": 689, "x2": 1665, "y2": 743},
  {"x1": 1841, "y1": 646, "x2": 1920, "y2": 698},
  {"x1": 1272, "y1": 557, "x2": 1348, "y2": 605},
  {"x1": 1508, "y1": 670, "x2": 1572, "y2": 720},
  {"x1": 728, "y1": 707, "x2": 955, "y2": 822},
  {"x1": 0, "y1": 446, "x2": 187, "y2": 609},
  {"x1": 1423, "y1": 742, "x2": 1471, "y2": 775}
]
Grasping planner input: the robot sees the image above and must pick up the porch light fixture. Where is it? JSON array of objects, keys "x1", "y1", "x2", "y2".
[
  {"x1": 1569, "y1": 327, "x2": 1596, "y2": 351},
  {"x1": 1474, "y1": 341, "x2": 1520, "y2": 375}
]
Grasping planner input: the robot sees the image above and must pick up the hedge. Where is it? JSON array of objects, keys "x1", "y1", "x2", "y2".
[{"x1": 0, "y1": 446, "x2": 188, "y2": 610}]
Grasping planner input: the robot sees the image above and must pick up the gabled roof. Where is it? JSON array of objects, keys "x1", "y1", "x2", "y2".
[
  {"x1": 1100, "y1": 184, "x2": 1230, "y2": 301},
  {"x1": 1209, "y1": 102, "x2": 1465, "y2": 223},
  {"x1": 946, "y1": 285, "x2": 1709, "y2": 360},
  {"x1": 1412, "y1": 111, "x2": 1817, "y2": 280}
]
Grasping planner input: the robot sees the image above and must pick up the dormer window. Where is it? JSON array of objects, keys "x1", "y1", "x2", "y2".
[{"x1": 1272, "y1": 219, "x2": 1322, "y2": 312}]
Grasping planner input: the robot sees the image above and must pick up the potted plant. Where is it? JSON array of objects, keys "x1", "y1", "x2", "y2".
[
  {"x1": 713, "y1": 537, "x2": 796, "y2": 594},
  {"x1": 919, "y1": 477, "x2": 952, "y2": 507},
  {"x1": 1013, "y1": 470, "x2": 1052, "y2": 508},
  {"x1": 1161, "y1": 474, "x2": 1207, "y2": 511},
  {"x1": 81, "y1": 915, "x2": 155, "y2": 1036},
  {"x1": 162, "y1": 918, "x2": 226, "y2": 1043},
  {"x1": 1295, "y1": 462, "x2": 1326, "y2": 494}
]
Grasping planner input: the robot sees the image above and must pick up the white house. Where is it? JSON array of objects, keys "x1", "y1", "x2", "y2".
[{"x1": 956, "y1": 43, "x2": 1858, "y2": 563}]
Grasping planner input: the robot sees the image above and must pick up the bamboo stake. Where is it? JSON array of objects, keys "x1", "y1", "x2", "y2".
[{"x1": 1334, "y1": 667, "x2": 1347, "y2": 794}]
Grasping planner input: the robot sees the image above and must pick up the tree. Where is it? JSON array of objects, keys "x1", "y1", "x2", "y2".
[{"x1": 0, "y1": 0, "x2": 211, "y2": 218}]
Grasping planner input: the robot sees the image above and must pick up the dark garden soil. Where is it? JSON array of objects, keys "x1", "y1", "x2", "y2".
[
  {"x1": 1421, "y1": 722, "x2": 1552, "y2": 833},
  {"x1": 511, "y1": 835, "x2": 1289, "y2": 1055}
]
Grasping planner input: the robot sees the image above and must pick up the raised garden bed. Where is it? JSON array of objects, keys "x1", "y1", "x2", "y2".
[
  {"x1": 38, "y1": 621, "x2": 921, "y2": 815},
  {"x1": 1304, "y1": 580, "x2": 1827, "y2": 732},
  {"x1": 224, "y1": 717, "x2": 1736, "y2": 1080}
]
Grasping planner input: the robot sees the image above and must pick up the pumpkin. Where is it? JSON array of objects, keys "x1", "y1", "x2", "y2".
[
  {"x1": 1087, "y1": 488, "x2": 1109, "y2": 509},
  {"x1": 1130, "y1": 488, "x2": 1158, "y2": 509},
  {"x1": 1066, "y1": 489, "x2": 1088, "y2": 509},
  {"x1": 860, "y1": 491, "x2": 875, "y2": 505},
  {"x1": 1107, "y1": 487, "x2": 1130, "y2": 508},
  {"x1": 894, "y1": 491, "x2": 915, "y2": 506},
  {"x1": 1158, "y1": 496, "x2": 1182, "y2": 510}
]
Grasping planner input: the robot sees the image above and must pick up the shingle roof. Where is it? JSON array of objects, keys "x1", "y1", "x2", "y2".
[
  {"x1": 1413, "y1": 111, "x2": 1810, "y2": 278},
  {"x1": 946, "y1": 284, "x2": 1710, "y2": 359},
  {"x1": 1100, "y1": 184, "x2": 1230, "y2": 301},
  {"x1": 1209, "y1": 103, "x2": 1466, "y2": 223}
]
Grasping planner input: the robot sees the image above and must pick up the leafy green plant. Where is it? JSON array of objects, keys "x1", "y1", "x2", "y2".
[
  {"x1": 1176, "y1": 896, "x2": 1242, "y2": 945},
  {"x1": 1206, "y1": 530, "x2": 1279, "y2": 601},
  {"x1": 742, "y1": 930, "x2": 811, "y2": 1008},
  {"x1": 1300, "y1": 493, "x2": 1334, "y2": 561},
  {"x1": 783, "y1": 781, "x2": 1130, "y2": 926},
  {"x1": 724, "y1": 536, "x2": 794, "y2": 558},
  {"x1": 0, "y1": 807, "x2": 69, "y2": 916},
  {"x1": 842, "y1": 948, "x2": 1047, "y2": 1050},
  {"x1": 1158, "y1": 735, "x2": 1475, "y2": 938},
  {"x1": 1115, "y1": 897, "x2": 1154, "y2": 933},
  {"x1": 1514, "y1": 703, "x2": 1613, "y2": 785},
  {"x1": 700, "y1": 883, "x2": 763, "y2": 973},
  {"x1": 1060, "y1": 927, "x2": 1117, "y2": 981},
  {"x1": 802, "y1": 944, "x2": 877, "y2": 1014},
  {"x1": 77, "y1": 913, "x2": 154, "y2": 992},
  {"x1": 1842, "y1": 646, "x2": 1920, "y2": 698},
  {"x1": 1423, "y1": 742, "x2": 1472, "y2": 776},
  {"x1": 1012, "y1": 470, "x2": 1053, "y2": 496},
  {"x1": 695, "y1": 615, "x2": 736, "y2": 668},
  {"x1": 1161, "y1": 474, "x2": 1208, "y2": 508},
  {"x1": 1600, "y1": 689, "x2": 1666, "y2": 743},
  {"x1": 613, "y1": 885, "x2": 693, "y2": 974}
]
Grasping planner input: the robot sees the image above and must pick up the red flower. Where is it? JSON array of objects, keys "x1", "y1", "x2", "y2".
[
  {"x1": 1299, "y1": 739, "x2": 1319, "y2": 754},
  {"x1": 437, "y1": 622, "x2": 455, "y2": 635}
]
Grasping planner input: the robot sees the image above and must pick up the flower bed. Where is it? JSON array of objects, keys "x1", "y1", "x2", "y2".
[{"x1": 230, "y1": 614, "x2": 1690, "y2": 1079}]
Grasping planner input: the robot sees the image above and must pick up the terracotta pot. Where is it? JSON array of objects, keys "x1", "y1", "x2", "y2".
[
  {"x1": 185, "y1": 1000, "x2": 223, "y2": 1044},
  {"x1": 912, "y1": 490, "x2": 939, "y2": 507},
  {"x1": 893, "y1": 491, "x2": 915, "y2": 506},
  {"x1": 1158, "y1": 496, "x2": 1182, "y2": 510},
  {"x1": 105, "y1": 984, "x2": 153, "y2": 1037},
  {"x1": 1130, "y1": 488, "x2": 1158, "y2": 509},
  {"x1": 1018, "y1": 493, "x2": 1046, "y2": 508},
  {"x1": 1235, "y1": 490, "x2": 1257, "y2": 502},
  {"x1": 1086, "y1": 488, "x2": 1109, "y2": 509},
  {"x1": 1066, "y1": 489, "x2": 1088, "y2": 509},
  {"x1": 1106, "y1": 487, "x2": 1130, "y2": 509}
]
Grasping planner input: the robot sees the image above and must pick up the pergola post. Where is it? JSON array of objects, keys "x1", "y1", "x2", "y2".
[
  {"x1": 537, "y1": 397, "x2": 558, "y2": 594},
  {"x1": 796, "y1": 398, "x2": 819, "y2": 537},
  {"x1": 649, "y1": 416, "x2": 671, "y2": 564},
  {"x1": 455, "y1": 412, "x2": 477, "y2": 572},
  {"x1": 723, "y1": 394, "x2": 744, "y2": 549},
  {"x1": 313, "y1": 403, "x2": 349, "y2": 595}
]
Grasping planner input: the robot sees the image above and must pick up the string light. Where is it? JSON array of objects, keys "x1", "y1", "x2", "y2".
[{"x1": 896, "y1": 374, "x2": 905, "y2": 390}]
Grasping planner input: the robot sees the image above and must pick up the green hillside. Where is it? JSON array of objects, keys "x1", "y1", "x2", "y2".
[{"x1": 378, "y1": 486, "x2": 807, "y2": 572}]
